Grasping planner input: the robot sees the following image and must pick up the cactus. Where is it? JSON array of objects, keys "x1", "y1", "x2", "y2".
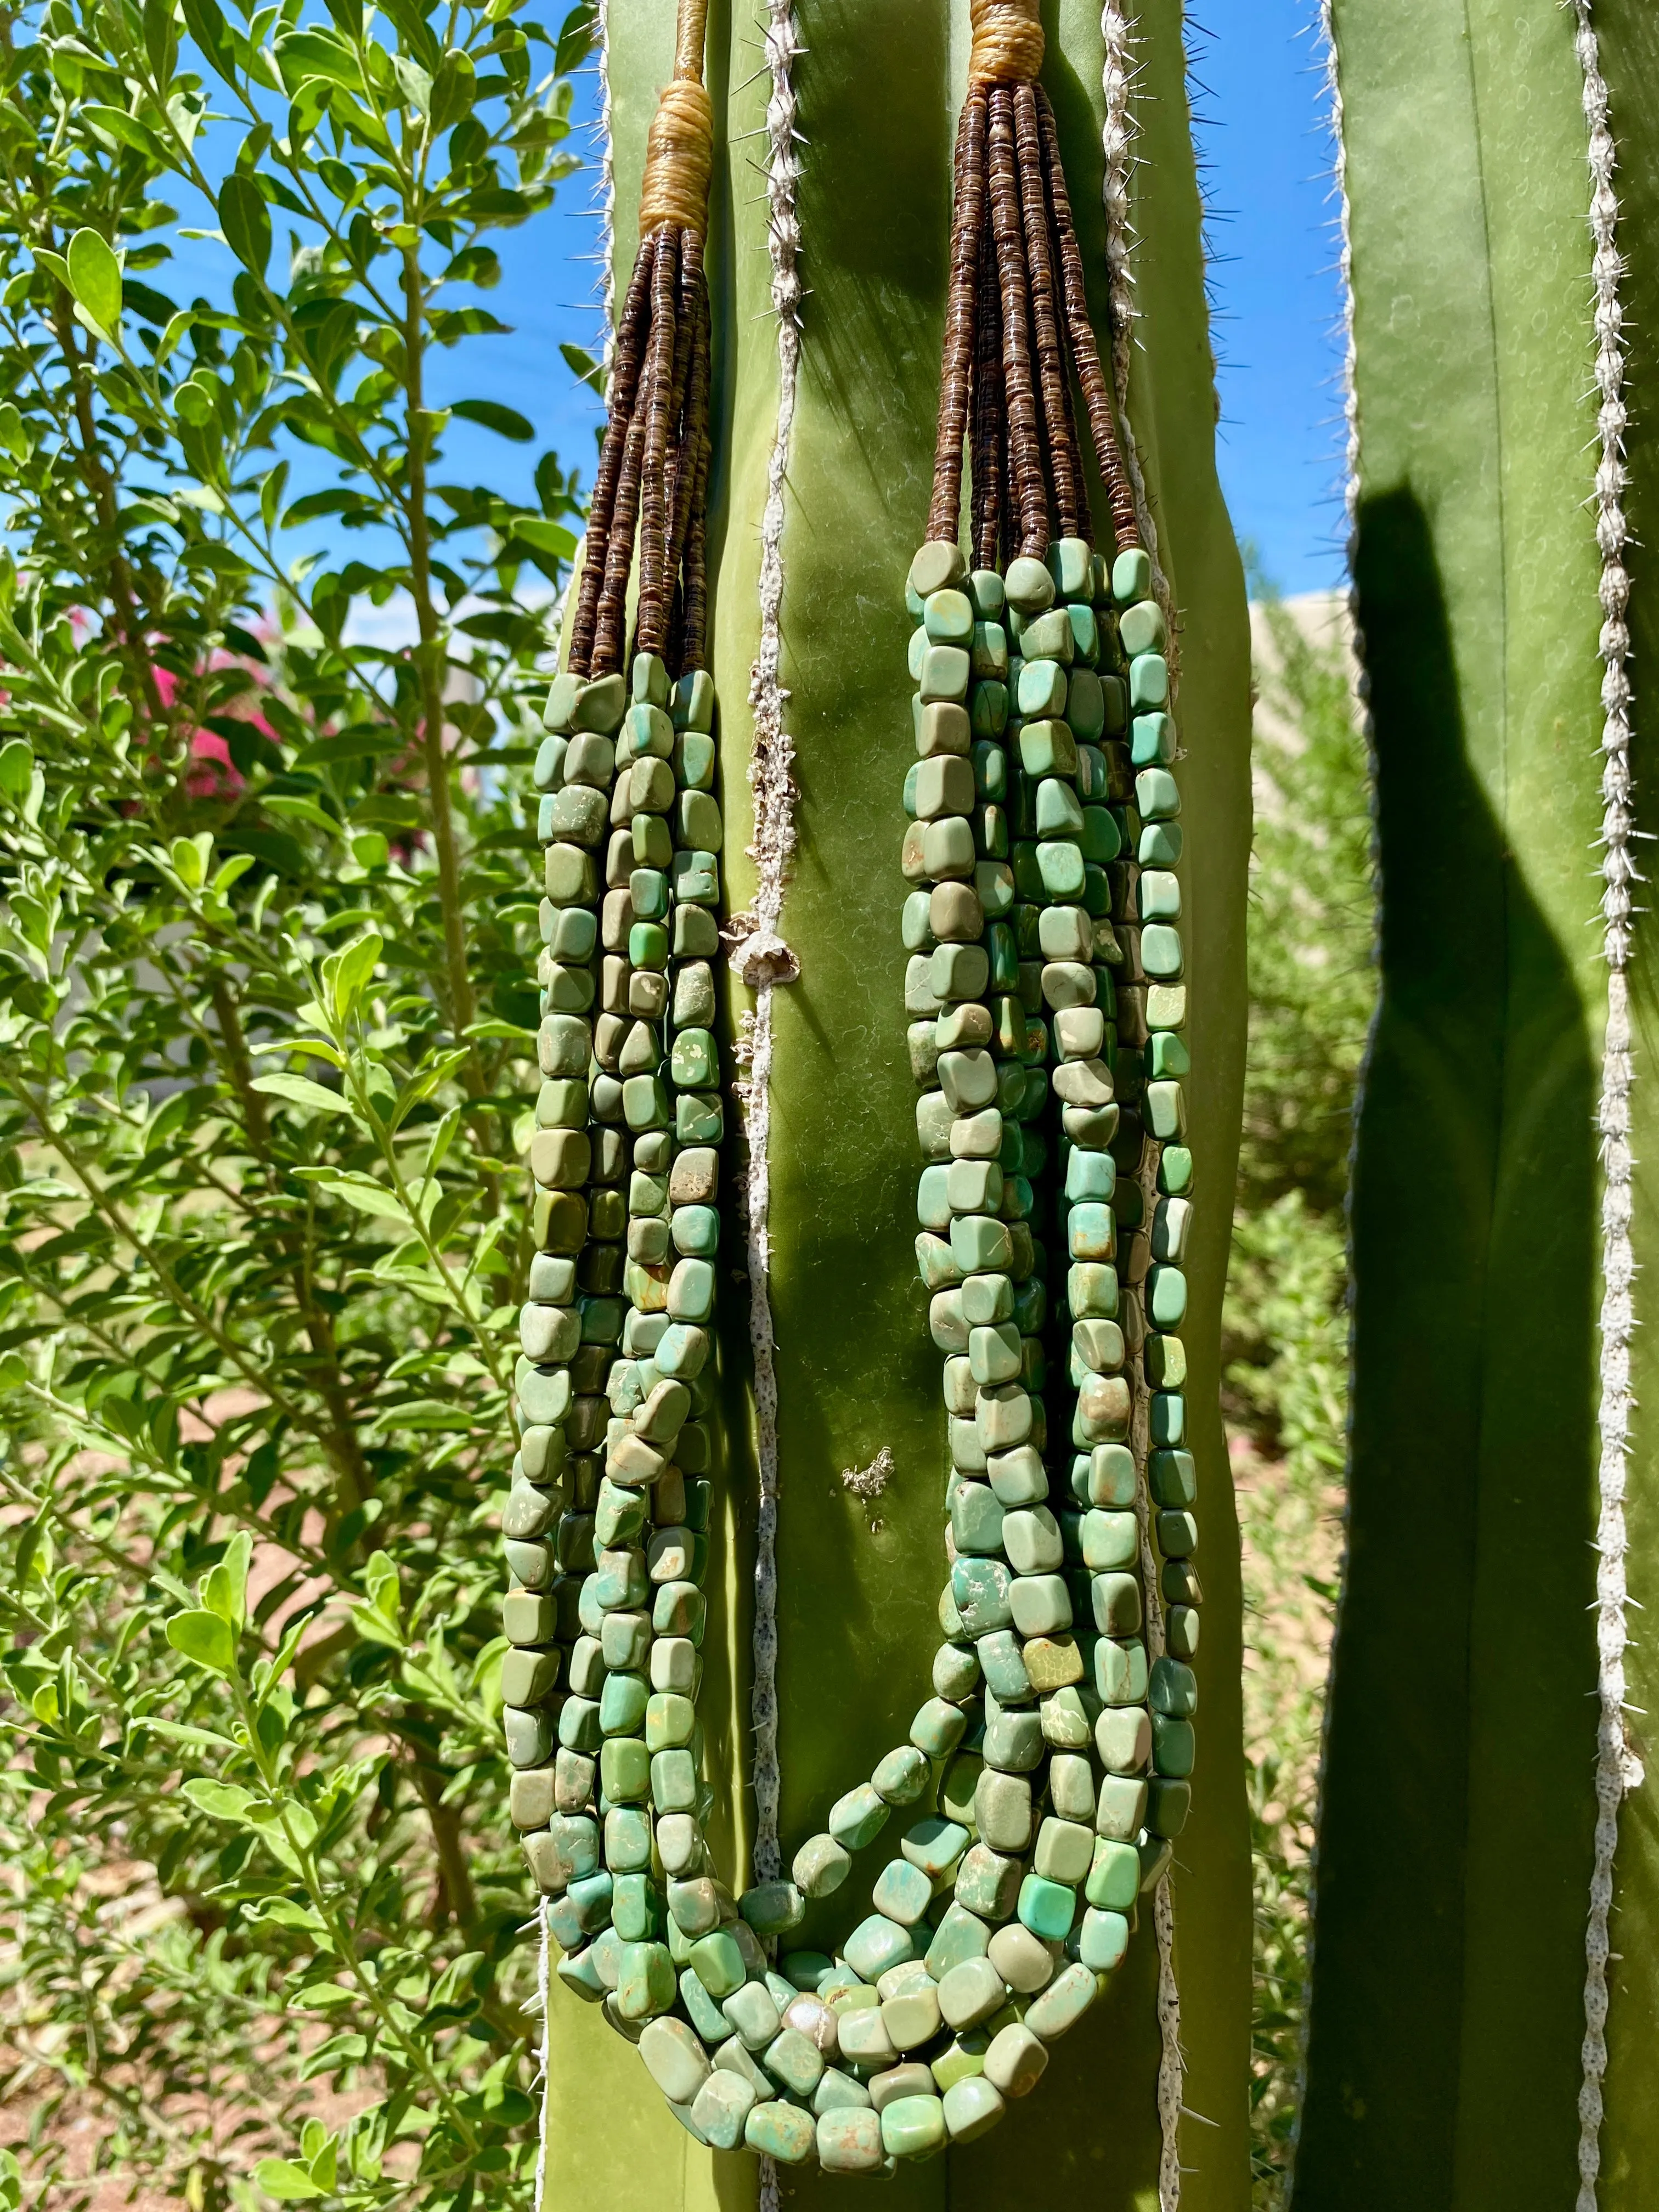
[
  {"x1": 1299, "y1": 4, "x2": 1655, "y2": 2205},
  {"x1": 531, "y1": 0, "x2": 1251, "y2": 2200}
]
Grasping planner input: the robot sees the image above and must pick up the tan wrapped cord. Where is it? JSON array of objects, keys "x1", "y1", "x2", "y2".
[
  {"x1": 968, "y1": 0, "x2": 1043, "y2": 86},
  {"x1": 637, "y1": 0, "x2": 714, "y2": 244},
  {"x1": 638, "y1": 79, "x2": 714, "y2": 236}
]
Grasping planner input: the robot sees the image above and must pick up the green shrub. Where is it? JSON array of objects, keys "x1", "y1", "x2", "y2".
[{"x1": 0, "y1": 0, "x2": 594, "y2": 2202}]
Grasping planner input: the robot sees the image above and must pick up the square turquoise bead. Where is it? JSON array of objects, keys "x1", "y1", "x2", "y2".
[
  {"x1": 1017, "y1": 1873, "x2": 1076, "y2": 1942},
  {"x1": 651, "y1": 1748, "x2": 697, "y2": 1812},
  {"x1": 599, "y1": 1671, "x2": 648, "y2": 1736},
  {"x1": 829, "y1": 1782, "x2": 890, "y2": 1851},
  {"x1": 1128, "y1": 653, "x2": 1169, "y2": 711},
  {"x1": 881, "y1": 2094, "x2": 947, "y2": 2159},
  {"x1": 601, "y1": 1740, "x2": 651, "y2": 1808},
  {"x1": 1077, "y1": 1908, "x2": 1130, "y2": 1972},
  {"x1": 1153, "y1": 1714, "x2": 1196, "y2": 1777},
  {"x1": 844, "y1": 1912, "x2": 915, "y2": 1982}
]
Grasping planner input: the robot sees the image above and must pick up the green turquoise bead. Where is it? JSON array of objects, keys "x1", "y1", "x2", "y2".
[
  {"x1": 1017, "y1": 716, "x2": 1077, "y2": 780},
  {"x1": 817, "y1": 2104, "x2": 884, "y2": 2171},
  {"x1": 764, "y1": 2025, "x2": 826, "y2": 2097},
  {"x1": 942, "y1": 2074, "x2": 1006, "y2": 2141},
  {"x1": 558, "y1": 1696, "x2": 602, "y2": 1753},
  {"x1": 828, "y1": 1782, "x2": 890, "y2": 1851},
  {"x1": 1066, "y1": 664, "x2": 1105, "y2": 739},
  {"x1": 1127, "y1": 653, "x2": 1169, "y2": 711},
  {"x1": 689, "y1": 1929, "x2": 747, "y2": 1999},
  {"x1": 901, "y1": 1815, "x2": 970, "y2": 1880},
  {"x1": 650, "y1": 1748, "x2": 697, "y2": 1813},
  {"x1": 1150, "y1": 1655, "x2": 1199, "y2": 1718},
  {"x1": 1080, "y1": 804, "x2": 1120, "y2": 863},
  {"x1": 669, "y1": 1029, "x2": 718, "y2": 1088},
  {"x1": 1094, "y1": 1635, "x2": 1149, "y2": 1706},
  {"x1": 1140, "y1": 922, "x2": 1183, "y2": 980},
  {"x1": 638, "y1": 2016, "x2": 710, "y2": 2104},
  {"x1": 1017, "y1": 659, "x2": 1068, "y2": 719},
  {"x1": 1035, "y1": 841, "x2": 1086, "y2": 899},
  {"x1": 953, "y1": 1842, "x2": 1020, "y2": 1923},
  {"x1": 744, "y1": 2100, "x2": 817, "y2": 2164},
  {"x1": 1096, "y1": 1774, "x2": 1149, "y2": 1842},
  {"x1": 925, "y1": 589, "x2": 975, "y2": 644},
  {"x1": 690, "y1": 2067, "x2": 757, "y2": 2151},
  {"x1": 1111, "y1": 547, "x2": 1153, "y2": 605},
  {"x1": 1145, "y1": 1079, "x2": 1187, "y2": 1141},
  {"x1": 873, "y1": 1743, "x2": 931, "y2": 1803},
  {"x1": 1032, "y1": 1816, "x2": 1093, "y2": 1886},
  {"x1": 1136, "y1": 765, "x2": 1181, "y2": 819},
  {"x1": 602, "y1": 1758, "x2": 651, "y2": 1831},
  {"x1": 1006, "y1": 554, "x2": 1054, "y2": 614},
  {"x1": 1140, "y1": 818, "x2": 1184, "y2": 865},
  {"x1": 951, "y1": 1555, "x2": 1012, "y2": 1635},
  {"x1": 881, "y1": 2092, "x2": 947, "y2": 2159},
  {"x1": 1131, "y1": 709, "x2": 1176, "y2": 765},
  {"x1": 1148, "y1": 1264, "x2": 1188, "y2": 1329},
  {"x1": 872, "y1": 1856, "x2": 934, "y2": 1926},
  {"x1": 627, "y1": 921, "x2": 669, "y2": 970},
  {"x1": 599, "y1": 1670, "x2": 648, "y2": 1736},
  {"x1": 793, "y1": 1831, "x2": 853, "y2": 1897},
  {"x1": 1024, "y1": 1960, "x2": 1100, "y2": 2041},
  {"x1": 975, "y1": 1627, "x2": 1032, "y2": 1702},
  {"x1": 920, "y1": 643, "x2": 972, "y2": 703},
  {"x1": 1152, "y1": 1714, "x2": 1197, "y2": 1778},
  {"x1": 1119, "y1": 599, "x2": 1167, "y2": 657},
  {"x1": 680, "y1": 1964, "x2": 729, "y2": 2043},
  {"x1": 925, "y1": 1899, "x2": 992, "y2": 1978},
  {"x1": 1017, "y1": 1874, "x2": 1076, "y2": 1943},
  {"x1": 1034, "y1": 778, "x2": 1084, "y2": 836},
  {"x1": 910, "y1": 1697, "x2": 968, "y2": 1759},
  {"x1": 1147, "y1": 1778, "x2": 1193, "y2": 1837},
  {"x1": 1150, "y1": 1447, "x2": 1197, "y2": 1507},
  {"x1": 1157, "y1": 1508, "x2": 1199, "y2": 1558},
  {"x1": 1085, "y1": 1836, "x2": 1141, "y2": 1911},
  {"x1": 844, "y1": 1912, "x2": 915, "y2": 1982},
  {"x1": 1147, "y1": 1029, "x2": 1190, "y2": 1077},
  {"x1": 1046, "y1": 535, "x2": 1093, "y2": 600},
  {"x1": 614, "y1": 1939, "x2": 675, "y2": 2019}
]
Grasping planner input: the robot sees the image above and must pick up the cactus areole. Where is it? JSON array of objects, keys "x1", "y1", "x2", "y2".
[{"x1": 507, "y1": 0, "x2": 1243, "y2": 2189}]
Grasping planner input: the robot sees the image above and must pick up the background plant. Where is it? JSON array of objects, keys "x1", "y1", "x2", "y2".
[
  {"x1": 1222, "y1": 585, "x2": 1372, "y2": 2208},
  {"x1": 0, "y1": 0, "x2": 597, "y2": 2201}
]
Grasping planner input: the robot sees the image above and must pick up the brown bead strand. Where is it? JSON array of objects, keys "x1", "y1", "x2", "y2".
[
  {"x1": 633, "y1": 225, "x2": 682, "y2": 657},
  {"x1": 1035, "y1": 86, "x2": 1138, "y2": 553},
  {"x1": 926, "y1": 87, "x2": 989, "y2": 546},
  {"x1": 970, "y1": 206, "x2": 1005, "y2": 574},
  {"x1": 663, "y1": 235, "x2": 709, "y2": 650},
  {"x1": 568, "y1": 235, "x2": 657, "y2": 675},
  {"x1": 1013, "y1": 82, "x2": 1084, "y2": 540},
  {"x1": 592, "y1": 390, "x2": 649, "y2": 675},
  {"x1": 986, "y1": 86, "x2": 1048, "y2": 559}
]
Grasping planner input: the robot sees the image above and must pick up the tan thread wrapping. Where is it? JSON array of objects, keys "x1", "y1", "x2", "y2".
[
  {"x1": 638, "y1": 77, "x2": 715, "y2": 236},
  {"x1": 968, "y1": 0, "x2": 1043, "y2": 84}
]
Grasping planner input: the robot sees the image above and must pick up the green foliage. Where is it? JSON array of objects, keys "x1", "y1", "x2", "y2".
[
  {"x1": 0, "y1": 0, "x2": 600, "y2": 2202},
  {"x1": 1235, "y1": 591, "x2": 1374, "y2": 1218},
  {"x1": 1224, "y1": 583, "x2": 1372, "y2": 2209}
]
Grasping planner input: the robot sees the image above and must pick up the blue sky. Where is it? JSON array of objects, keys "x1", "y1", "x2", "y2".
[{"x1": 1194, "y1": 0, "x2": 1350, "y2": 593}]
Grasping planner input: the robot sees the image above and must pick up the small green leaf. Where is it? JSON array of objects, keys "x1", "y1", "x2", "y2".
[
  {"x1": 181, "y1": 1778, "x2": 254, "y2": 1821},
  {"x1": 560, "y1": 341, "x2": 603, "y2": 396},
  {"x1": 0, "y1": 740, "x2": 33, "y2": 802},
  {"x1": 253, "y1": 2159, "x2": 324, "y2": 2202},
  {"x1": 66, "y1": 228, "x2": 121, "y2": 338},
  {"x1": 428, "y1": 48, "x2": 476, "y2": 133},
  {"x1": 452, "y1": 397, "x2": 534, "y2": 442},
  {"x1": 510, "y1": 517, "x2": 577, "y2": 560},
  {"x1": 330, "y1": 929, "x2": 383, "y2": 1019},
  {"x1": 166, "y1": 1608, "x2": 236, "y2": 1674},
  {"x1": 554, "y1": 0, "x2": 597, "y2": 75},
  {"x1": 0, "y1": 406, "x2": 26, "y2": 461},
  {"x1": 218, "y1": 173, "x2": 272, "y2": 278},
  {"x1": 315, "y1": 1173, "x2": 407, "y2": 1222},
  {"x1": 251, "y1": 1073, "x2": 352, "y2": 1115}
]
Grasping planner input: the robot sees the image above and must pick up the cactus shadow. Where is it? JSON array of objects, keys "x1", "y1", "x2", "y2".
[{"x1": 1295, "y1": 487, "x2": 1600, "y2": 2208}]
